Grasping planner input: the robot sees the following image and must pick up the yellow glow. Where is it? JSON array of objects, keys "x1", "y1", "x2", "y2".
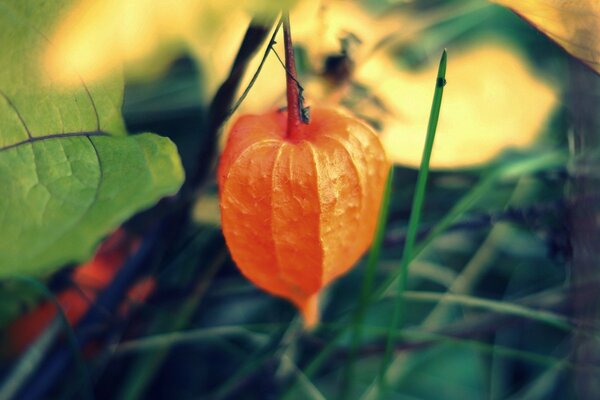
[
  {"x1": 45, "y1": 0, "x2": 297, "y2": 86},
  {"x1": 357, "y1": 41, "x2": 559, "y2": 169},
  {"x1": 492, "y1": 0, "x2": 600, "y2": 75},
  {"x1": 223, "y1": 0, "x2": 405, "y2": 113}
]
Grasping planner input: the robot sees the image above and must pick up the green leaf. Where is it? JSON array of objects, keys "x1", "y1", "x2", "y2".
[{"x1": 0, "y1": 0, "x2": 184, "y2": 277}]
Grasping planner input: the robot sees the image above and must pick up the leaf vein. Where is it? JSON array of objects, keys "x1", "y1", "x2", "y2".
[
  {"x1": 0, "y1": 131, "x2": 109, "y2": 153},
  {"x1": 0, "y1": 89, "x2": 32, "y2": 138}
]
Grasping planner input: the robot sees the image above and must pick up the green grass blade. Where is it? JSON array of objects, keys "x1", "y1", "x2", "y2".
[
  {"x1": 377, "y1": 49, "x2": 447, "y2": 395},
  {"x1": 0, "y1": 276, "x2": 93, "y2": 400},
  {"x1": 117, "y1": 249, "x2": 227, "y2": 400},
  {"x1": 396, "y1": 291, "x2": 571, "y2": 331},
  {"x1": 281, "y1": 354, "x2": 327, "y2": 400},
  {"x1": 368, "y1": 328, "x2": 577, "y2": 372},
  {"x1": 210, "y1": 323, "x2": 295, "y2": 400},
  {"x1": 372, "y1": 150, "x2": 566, "y2": 303},
  {"x1": 339, "y1": 169, "x2": 394, "y2": 399},
  {"x1": 112, "y1": 325, "x2": 272, "y2": 355},
  {"x1": 0, "y1": 319, "x2": 62, "y2": 400}
]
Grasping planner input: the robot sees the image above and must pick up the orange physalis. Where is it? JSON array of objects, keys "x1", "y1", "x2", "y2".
[{"x1": 218, "y1": 14, "x2": 389, "y2": 327}]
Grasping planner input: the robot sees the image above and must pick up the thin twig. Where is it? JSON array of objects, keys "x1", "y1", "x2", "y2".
[
  {"x1": 188, "y1": 14, "x2": 278, "y2": 191},
  {"x1": 227, "y1": 18, "x2": 284, "y2": 120}
]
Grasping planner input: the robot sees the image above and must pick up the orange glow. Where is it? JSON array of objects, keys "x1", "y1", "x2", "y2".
[
  {"x1": 7, "y1": 230, "x2": 153, "y2": 354},
  {"x1": 44, "y1": 0, "x2": 298, "y2": 87}
]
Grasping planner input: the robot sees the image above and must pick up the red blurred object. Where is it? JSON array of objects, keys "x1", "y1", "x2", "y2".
[{"x1": 7, "y1": 229, "x2": 154, "y2": 355}]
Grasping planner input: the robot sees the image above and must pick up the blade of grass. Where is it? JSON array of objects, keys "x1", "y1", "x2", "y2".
[
  {"x1": 281, "y1": 354, "x2": 327, "y2": 400},
  {"x1": 209, "y1": 322, "x2": 295, "y2": 400},
  {"x1": 110, "y1": 320, "x2": 582, "y2": 373},
  {"x1": 0, "y1": 276, "x2": 93, "y2": 400},
  {"x1": 112, "y1": 325, "x2": 273, "y2": 355},
  {"x1": 339, "y1": 169, "x2": 394, "y2": 399},
  {"x1": 281, "y1": 334, "x2": 341, "y2": 400},
  {"x1": 377, "y1": 49, "x2": 447, "y2": 396},
  {"x1": 0, "y1": 319, "x2": 63, "y2": 400},
  {"x1": 415, "y1": 177, "x2": 539, "y2": 333},
  {"x1": 117, "y1": 249, "x2": 227, "y2": 400},
  {"x1": 505, "y1": 357, "x2": 568, "y2": 399},
  {"x1": 371, "y1": 181, "x2": 541, "y2": 396},
  {"x1": 375, "y1": 150, "x2": 567, "y2": 302},
  {"x1": 394, "y1": 291, "x2": 571, "y2": 331},
  {"x1": 358, "y1": 327, "x2": 579, "y2": 373}
]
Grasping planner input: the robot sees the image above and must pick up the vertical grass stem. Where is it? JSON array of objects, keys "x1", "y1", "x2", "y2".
[{"x1": 377, "y1": 49, "x2": 447, "y2": 395}]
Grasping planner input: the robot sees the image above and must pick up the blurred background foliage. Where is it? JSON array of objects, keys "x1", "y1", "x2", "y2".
[{"x1": 1, "y1": 0, "x2": 599, "y2": 399}]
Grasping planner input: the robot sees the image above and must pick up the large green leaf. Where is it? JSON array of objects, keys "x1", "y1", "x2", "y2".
[{"x1": 0, "y1": 0, "x2": 184, "y2": 277}]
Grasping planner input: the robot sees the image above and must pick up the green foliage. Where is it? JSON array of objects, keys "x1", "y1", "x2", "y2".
[{"x1": 0, "y1": 0, "x2": 184, "y2": 277}]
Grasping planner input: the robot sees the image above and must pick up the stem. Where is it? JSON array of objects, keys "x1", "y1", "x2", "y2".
[
  {"x1": 228, "y1": 19, "x2": 283, "y2": 121},
  {"x1": 188, "y1": 15, "x2": 277, "y2": 191},
  {"x1": 377, "y1": 49, "x2": 447, "y2": 396},
  {"x1": 282, "y1": 12, "x2": 308, "y2": 139}
]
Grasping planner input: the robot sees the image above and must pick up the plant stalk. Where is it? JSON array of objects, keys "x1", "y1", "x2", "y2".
[
  {"x1": 282, "y1": 11, "x2": 308, "y2": 139},
  {"x1": 377, "y1": 49, "x2": 447, "y2": 397}
]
